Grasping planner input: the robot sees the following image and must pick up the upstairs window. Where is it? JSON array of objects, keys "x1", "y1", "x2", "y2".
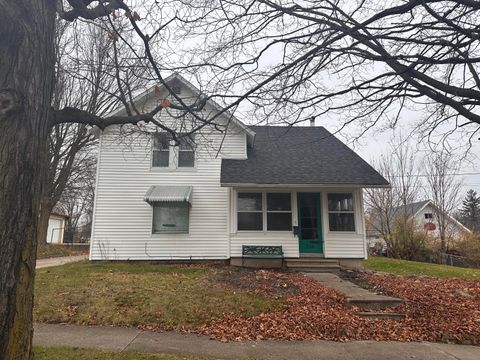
[
  {"x1": 178, "y1": 134, "x2": 195, "y2": 167},
  {"x1": 267, "y1": 193, "x2": 292, "y2": 231},
  {"x1": 237, "y1": 192, "x2": 263, "y2": 231},
  {"x1": 152, "y1": 133, "x2": 170, "y2": 167},
  {"x1": 152, "y1": 133, "x2": 195, "y2": 168},
  {"x1": 424, "y1": 213, "x2": 433, "y2": 220},
  {"x1": 328, "y1": 193, "x2": 355, "y2": 232}
]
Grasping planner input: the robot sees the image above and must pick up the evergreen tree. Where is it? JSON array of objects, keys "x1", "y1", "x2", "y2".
[{"x1": 460, "y1": 189, "x2": 480, "y2": 231}]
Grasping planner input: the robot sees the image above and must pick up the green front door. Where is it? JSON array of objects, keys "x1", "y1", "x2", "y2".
[{"x1": 298, "y1": 193, "x2": 323, "y2": 253}]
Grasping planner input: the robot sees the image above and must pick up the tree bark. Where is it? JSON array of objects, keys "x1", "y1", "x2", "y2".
[
  {"x1": 0, "y1": 1, "x2": 56, "y2": 359},
  {"x1": 37, "y1": 200, "x2": 53, "y2": 246}
]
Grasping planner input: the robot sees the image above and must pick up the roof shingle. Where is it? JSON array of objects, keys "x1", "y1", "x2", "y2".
[{"x1": 221, "y1": 126, "x2": 389, "y2": 186}]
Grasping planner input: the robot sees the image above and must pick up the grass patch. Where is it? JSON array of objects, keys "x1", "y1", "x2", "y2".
[
  {"x1": 33, "y1": 346, "x2": 208, "y2": 360},
  {"x1": 364, "y1": 256, "x2": 480, "y2": 280},
  {"x1": 34, "y1": 261, "x2": 284, "y2": 329},
  {"x1": 37, "y1": 244, "x2": 89, "y2": 259}
]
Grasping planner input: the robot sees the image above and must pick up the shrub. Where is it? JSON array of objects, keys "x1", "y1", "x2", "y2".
[
  {"x1": 456, "y1": 232, "x2": 480, "y2": 267},
  {"x1": 385, "y1": 215, "x2": 433, "y2": 261}
]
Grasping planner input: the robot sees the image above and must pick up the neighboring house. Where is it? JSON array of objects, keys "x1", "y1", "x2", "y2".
[
  {"x1": 90, "y1": 74, "x2": 389, "y2": 267},
  {"x1": 46, "y1": 213, "x2": 68, "y2": 244},
  {"x1": 367, "y1": 200, "x2": 471, "y2": 247}
]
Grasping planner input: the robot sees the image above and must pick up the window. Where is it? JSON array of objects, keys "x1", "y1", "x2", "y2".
[
  {"x1": 267, "y1": 193, "x2": 292, "y2": 231},
  {"x1": 424, "y1": 213, "x2": 433, "y2": 219},
  {"x1": 237, "y1": 192, "x2": 292, "y2": 231},
  {"x1": 152, "y1": 133, "x2": 195, "y2": 168},
  {"x1": 152, "y1": 133, "x2": 170, "y2": 167},
  {"x1": 237, "y1": 192, "x2": 263, "y2": 230},
  {"x1": 178, "y1": 135, "x2": 195, "y2": 167},
  {"x1": 327, "y1": 193, "x2": 355, "y2": 232},
  {"x1": 153, "y1": 203, "x2": 189, "y2": 233}
]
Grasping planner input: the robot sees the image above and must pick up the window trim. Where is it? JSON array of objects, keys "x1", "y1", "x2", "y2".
[
  {"x1": 326, "y1": 192, "x2": 356, "y2": 233},
  {"x1": 236, "y1": 191, "x2": 293, "y2": 232},
  {"x1": 151, "y1": 202, "x2": 190, "y2": 234}
]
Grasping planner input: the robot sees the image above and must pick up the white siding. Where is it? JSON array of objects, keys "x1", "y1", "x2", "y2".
[
  {"x1": 322, "y1": 189, "x2": 366, "y2": 259},
  {"x1": 90, "y1": 86, "x2": 247, "y2": 260},
  {"x1": 412, "y1": 203, "x2": 468, "y2": 240}
]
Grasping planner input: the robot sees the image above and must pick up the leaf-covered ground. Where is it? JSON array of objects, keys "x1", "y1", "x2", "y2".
[
  {"x1": 193, "y1": 271, "x2": 480, "y2": 345},
  {"x1": 35, "y1": 262, "x2": 480, "y2": 345}
]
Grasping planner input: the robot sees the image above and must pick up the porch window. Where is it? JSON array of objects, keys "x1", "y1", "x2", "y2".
[
  {"x1": 237, "y1": 192, "x2": 263, "y2": 230},
  {"x1": 153, "y1": 203, "x2": 189, "y2": 233},
  {"x1": 152, "y1": 133, "x2": 170, "y2": 167},
  {"x1": 327, "y1": 193, "x2": 355, "y2": 232},
  {"x1": 267, "y1": 193, "x2": 292, "y2": 231},
  {"x1": 178, "y1": 134, "x2": 195, "y2": 167}
]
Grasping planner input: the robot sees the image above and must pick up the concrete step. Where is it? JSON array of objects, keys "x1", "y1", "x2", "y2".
[
  {"x1": 286, "y1": 258, "x2": 339, "y2": 264},
  {"x1": 292, "y1": 268, "x2": 341, "y2": 273},
  {"x1": 287, "y1": 263, "x2": 341, "y2": 269},
  {"x1": 356, "y1": 312, "x2": 406, "y2": 320},
  {"x1": 287, "y1": 258, "x2": 341, "y2": 273},
  {"x1": 348, "y1": 296, "x2": 404, "y2": 310}
]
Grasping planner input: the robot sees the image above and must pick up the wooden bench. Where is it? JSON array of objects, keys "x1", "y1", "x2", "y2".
[{"x1": 242, "y1": 245, "x2": 283, "y2": 259}]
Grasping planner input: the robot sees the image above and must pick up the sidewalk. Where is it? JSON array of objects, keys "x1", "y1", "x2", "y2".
[
  {"x1": 34, "y1": 323, "x2": 480, "y2": 360},
  {"x1": 36, "y1": 255, "x2": 88, "y2": 269}
]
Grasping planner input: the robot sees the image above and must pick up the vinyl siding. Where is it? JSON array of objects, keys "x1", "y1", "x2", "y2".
[
  {"x1": 90, "y1": 87, "x2": 247, "y2": 260},
  {"x1": 322, "y1": 189, "x2": 366, "y2": 259}
]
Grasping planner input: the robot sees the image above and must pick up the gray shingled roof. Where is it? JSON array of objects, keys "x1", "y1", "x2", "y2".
[
  {"x1": 221, "y1": 126, "x2": 389, "y2": 186},
  {"x1": 391, "y1": 200, "x2": 430, "y2": 218},
  {"x1": 367, "y1": 200, "x2": 430, "y2": 234}
]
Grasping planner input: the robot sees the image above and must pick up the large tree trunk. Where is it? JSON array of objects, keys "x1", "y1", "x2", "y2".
[
  {"x1": 37, "y1": 197, "x2": 56, "y2": 247},
  {"x1": 37, "y1": 202, "x2": 52, "y2": 247},
  {"x1": 0, "y1": 1, "x2": 56, "y2": 359}
]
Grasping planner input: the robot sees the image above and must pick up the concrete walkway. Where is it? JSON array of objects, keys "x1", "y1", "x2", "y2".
[
  {"x1": 36, "y1": 255, "x2": 88, "y2": 269},
  {"x1": 305, "y1": 273, "x2": 403, "y2": 309},
  {"x1": 34, "y1": 323, "x2": 480, "y2": 360}
]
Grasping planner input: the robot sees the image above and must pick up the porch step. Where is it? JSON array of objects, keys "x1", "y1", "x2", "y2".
[{"x1": 286, "y1": 258, "x2": 341, "y2": 273}]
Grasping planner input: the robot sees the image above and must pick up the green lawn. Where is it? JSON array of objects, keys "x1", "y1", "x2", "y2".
[
  {"x1": 364, "y1": 256, "x2": 480, "y2": 280},
  {"x1": 34, "y1": 261, "x2": 284, "y2": 329},
  {"x1": 33, "y1": 346, "x2": 208, "y2": 360}
]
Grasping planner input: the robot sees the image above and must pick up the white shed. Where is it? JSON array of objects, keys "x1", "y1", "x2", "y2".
[{"x1": 46, "y1": 213, "x2": 68, "y2": 244}]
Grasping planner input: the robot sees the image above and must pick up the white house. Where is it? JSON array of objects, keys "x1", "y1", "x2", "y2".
[
  {"x1": 407, "y1": 200, "x2": 471, "y2": 239},
  {"x1": 367, "y1": 200, "x2": 471, "y2": 249},
  {"x1": 90, "y1": 74, "x2": 389, "y2": 268}
]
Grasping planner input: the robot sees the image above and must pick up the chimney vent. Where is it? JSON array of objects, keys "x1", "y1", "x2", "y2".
[{"x1": 310, "y1": 117, "x2": 315, "y2": 127}]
